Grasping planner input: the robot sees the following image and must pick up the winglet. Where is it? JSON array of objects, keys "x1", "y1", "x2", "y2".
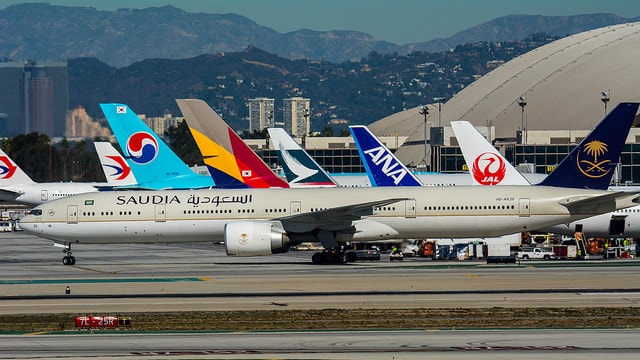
[
  {"x1": 94, "y1": 142, "x2": 138, "y2": 186},
  {"x1": 267, "y1": 128, "x2": 336, "y2": 187},
  {"x1": 451, "y1": 121, "x2": 530, "y2": 185},
  {"x1": 539, "y1": 102, "x2": 639, "y2": 189},
  {"x1": 349, "y1": 125, "x2": 422, "y2": 186},
  {"x1": 0, "y1": 148, "x2": 35, "y2": 185},
  {"x1": 176, "y1": 99, "x2": 289, "y2": 188}
]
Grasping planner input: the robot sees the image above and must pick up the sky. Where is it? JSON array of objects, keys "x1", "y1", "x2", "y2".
[{"x1": 1, "y1": 0, "x2": 639, "y2": 44}]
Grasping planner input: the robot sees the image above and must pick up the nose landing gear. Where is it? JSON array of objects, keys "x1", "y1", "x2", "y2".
[{"x1": 62, "y1": 245, "x2": 76, "y2": 265}]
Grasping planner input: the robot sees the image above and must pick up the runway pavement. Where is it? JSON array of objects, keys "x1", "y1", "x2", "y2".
[
  {"x1": 1, "y1": 329, "x2": 640, "y2": 359},
  {"x1": 1, "y1": 232, "x2": 640, "y2": 313}
]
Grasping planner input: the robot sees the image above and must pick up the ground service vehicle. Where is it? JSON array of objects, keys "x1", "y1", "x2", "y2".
[{"x1": 517, "y1": 247, "x2": 556, "y2": 260}]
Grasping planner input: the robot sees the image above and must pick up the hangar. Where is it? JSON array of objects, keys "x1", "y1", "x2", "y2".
[{"x1": 369, "y1": 22, "x2": 640, "y2": 168}]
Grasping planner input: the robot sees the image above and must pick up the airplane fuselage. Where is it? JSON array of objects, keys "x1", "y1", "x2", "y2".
[{"x1": 20, "y1": 186, "x2": 638, "y2": 248}]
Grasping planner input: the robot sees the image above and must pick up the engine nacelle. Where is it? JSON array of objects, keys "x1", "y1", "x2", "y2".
[{"x1": 224, "y1": 221, "x2": 290, "y2": 256}]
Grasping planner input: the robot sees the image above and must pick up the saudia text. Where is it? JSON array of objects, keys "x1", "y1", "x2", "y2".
[{"x1": 116, "y1": 194, "x2": 253, "y2": 207}]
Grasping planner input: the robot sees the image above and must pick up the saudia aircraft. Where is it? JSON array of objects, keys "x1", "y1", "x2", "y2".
[
  {"x1": 100, "y1": 103, "x2": 215, "y2": 190},
  {"x1": 0, "y1": 146, "x2": 136, "y2": 206},
  {"x1": 19, "y1": 103, "x2": 640, "y2": 265}
]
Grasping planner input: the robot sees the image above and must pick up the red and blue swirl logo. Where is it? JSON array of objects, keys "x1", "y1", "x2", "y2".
[
  {"x1": 0, "y1": 156, "x2": 17, "y2": 179},
  {"x1": 105, "y1": 155, "x2": 132, "y2": 180},
  {"x1": 126, "y1": 132, "x2": 159, "y2": 165}
]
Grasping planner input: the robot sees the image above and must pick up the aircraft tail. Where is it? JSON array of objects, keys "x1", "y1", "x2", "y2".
[
  {"x1": 176, "y1": 99, "x2": 289, "y2": 188},
  {"x1": 450, "y1": 121, "x2": 530, "y2": 185},
  {"x1": 93, "y1": 142, "x2": 138, "y2": 186},
  {"x1": 100, "y1": 103, "x2": 215, "y2": 189},
  {"x1": 267, "y1": 128, "x2": 336, "y2": 187},
  {"x1": 540, "y1": 102, "x2": 639, "y2": 189},
  {"x1": 0, "y1": 148, "x2": 35, "y2": 185},
  {"x1": 349, "y1": 125, "x2": 423, "y2": 186}
]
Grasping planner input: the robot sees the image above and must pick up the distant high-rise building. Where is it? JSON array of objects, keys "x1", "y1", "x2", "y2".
[
  {"x1": 247, "y1": 97, "x2": 275, "y2": 133},
  {"x1": 0, "y1": 61, "x2": 68, "y2": 137},
  {"x1": 283, "y1": 97, "x2": 310, "y2": 137}
]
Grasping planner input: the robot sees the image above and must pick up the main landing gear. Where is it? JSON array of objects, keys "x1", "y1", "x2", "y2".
[
  {"x1": 312, "y1": 247, "x2": 348, "y2": 264},
  {"x1": 62, "y1": 244, "x2": 76, "y2": 265}
]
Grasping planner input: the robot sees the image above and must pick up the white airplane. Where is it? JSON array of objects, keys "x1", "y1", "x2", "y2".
[
  {"x1": 19, "y1": 182, "x2": 640, "y2": 265},
  {"x1": 0, "y1": 146, "x2": 132, "y2": 206},
  {"x1": 451, "y1": 102, "x2": 640, "y2": 238}
]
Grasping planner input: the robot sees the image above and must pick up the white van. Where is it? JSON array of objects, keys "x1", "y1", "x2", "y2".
[{"x1": 0, "y1": 221, "x2": 12, "y2": 232}]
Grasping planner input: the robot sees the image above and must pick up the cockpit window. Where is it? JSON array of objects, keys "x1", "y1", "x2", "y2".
[
  {"x1": 28, "y1": 209, "x2": 42, "y2": 216},
  {"x1": 85, "y1": 200, "x2": 94, "y2": 205}
]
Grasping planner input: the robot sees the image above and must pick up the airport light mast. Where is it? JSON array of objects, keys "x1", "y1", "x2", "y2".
[
  {"x1": 419, "y1": 105, "x2": 429, "y2": 162},
  {"x1": 518, "y1": 96, "x2": 527, "y2": 144},
  {"x1": 601, "y1": 90, "x2": 610, "y2": 116}
]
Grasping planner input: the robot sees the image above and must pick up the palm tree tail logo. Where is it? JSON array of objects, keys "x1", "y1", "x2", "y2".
[{"x1": 576, "y1": 140, "x2": 611, "y2": 178}]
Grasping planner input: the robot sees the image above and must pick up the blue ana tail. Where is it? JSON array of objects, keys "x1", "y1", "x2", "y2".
[
  {"x1": 349, "y1": 125, "x2": 423, "y2": 186},
  {"x1": 100, "y1": 103, "x2": 215, "y2": 189},
  {"x1": 539, "y1": 102, "x2": 639, "y2": 189}
]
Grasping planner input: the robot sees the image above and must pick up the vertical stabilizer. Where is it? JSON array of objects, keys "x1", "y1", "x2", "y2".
[
  {"x1": 450, "y1": 121, "x2": 530, "y2": 185},
  {"x1": 349, "y1": 125, "x2": 422, "y2": 186},
  {"x1": 176, "y1": 99, "x2": 289, "y2": 188},
  {"x1": 100, "y1": 103, "x2": 215, "y2": 189},
  {"x1": 267, "y1": 127, "x2": 336, "y2": 187},
  {"x1": 94, "y1": 142, "x2": 138, "y2": 186},
  {"x1": 539, "y1": 102, "x2": 639, "y2": 189},
  {"x1": 0, "y1": 148, "x2": 35, "y2": 185}
]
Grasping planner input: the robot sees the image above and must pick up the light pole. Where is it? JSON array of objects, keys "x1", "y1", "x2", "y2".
[
  {"x1": 601, "y1": 90, "x2": 610, "y2": 116},
  {"x1": 433, "y1": 97, "x2": 446, "y2": 127},
  {"x1": 419, "y1": 105, "x2": 429, "y2": 161},
  {"x1": 518, "y1": 96, "x2": 527, "y2": 144}
]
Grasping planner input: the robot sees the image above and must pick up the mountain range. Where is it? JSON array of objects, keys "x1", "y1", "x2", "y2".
[{"x1": 0, "y1": 3, "x2": 637, "y2": 67}]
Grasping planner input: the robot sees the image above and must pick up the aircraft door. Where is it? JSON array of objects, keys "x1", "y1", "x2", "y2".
[
  {"x1": 155, "y1": 204, "x2": 166, "y2": 222},
  {"x1": 405, "y1": 199, "x2": 416, "y2": 218},
  {"x1": 67, "y1": 205, "x2": 78, "y2": 224},
  {"x1": 41, "y1": 190, "x2": 48, "y2": 202},
  {"x1": 290, "y1": 201, "x2": 301, "y2": 215},
  {"x1": 518, "y1": 198, "x2": 530, "y2": 217},
  {"x1": 609, "y1": 215, "x2": 626, "y2": 236}
]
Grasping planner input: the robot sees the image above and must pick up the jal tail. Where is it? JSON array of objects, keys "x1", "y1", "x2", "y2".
[
  {"x1": 450, "y1": 121, "x2": 530, "y2": 186},
  {"x1": 93, "y1": 142, "x2": 138, "y2": 186},
  {"x1": 539, "y1": 102, "x2": 639, "y2": 189},
  {"x1": 99, "y1": 103, "x2": 215, "y2": 190},
  {"x1": 176, "y1": 99, "x2": 289, "y2": 188},
  {"x1": 349, "y1": 125, "x2": 423, "y2": 186},
  {"x1": 0, "y1": 148, "x2": 35, "y2": 185},
  {"x1": 267, "y1": 127, "x2": 336, "y2": 187}
]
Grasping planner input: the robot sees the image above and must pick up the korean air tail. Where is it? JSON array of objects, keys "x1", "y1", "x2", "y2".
[
  {"x1": 349, "y1": 125, "x2": 423, "y2": 186},
  {"x1": 99, "y1": 103, "x2": 215, "y2": 190},
  {"x1": 0, "y1": 148, "x2": 35, "y2": 186},
  {"x1": 176, "y1": 99, "x2": 289, "y2": 188},
  {"x1": 450, "y1": 121, "x2": 530, "y2": 186},
  {"x1": 267, "y1": 127, "x2": 336, "y2": 187},
  {"x1": 539, "y1": 102, "x2": 639, "y2": 189},
  {"x1": 93, "y1": 142, "x2": 138, "y2": 186}
]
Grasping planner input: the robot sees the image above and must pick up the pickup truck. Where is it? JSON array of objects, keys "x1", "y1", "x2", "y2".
[{"x1": 516, "y1": 247, "x2": 556, "y2": 260}]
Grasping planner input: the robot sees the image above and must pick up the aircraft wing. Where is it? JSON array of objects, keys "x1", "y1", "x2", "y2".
[
  {"x1": 561, "y1": 191, "x2": 640, "y2": 215},
  {"x1": 279, "y1": 198, "x2": 408, "y2": 232},
  {"x1": 0, "y1": 187, "x2": 24, "y2": 196}
]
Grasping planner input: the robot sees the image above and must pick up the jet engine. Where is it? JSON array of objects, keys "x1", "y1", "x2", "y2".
[{"x1": 224, "y1": 221, "x2": 291, "y2": 256}]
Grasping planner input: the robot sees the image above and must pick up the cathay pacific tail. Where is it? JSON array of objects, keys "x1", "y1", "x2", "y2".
[{"x1": 267, "y1": 127, "x2": 336, "y2": 187}]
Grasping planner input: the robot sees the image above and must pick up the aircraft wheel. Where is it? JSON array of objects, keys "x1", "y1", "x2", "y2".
[
  {"x1": 69, "y1": 256, "x2": 76, "y2": 265},
  {"x1": 62, "y1": 256, "x2": 70, "y2": 265}
]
